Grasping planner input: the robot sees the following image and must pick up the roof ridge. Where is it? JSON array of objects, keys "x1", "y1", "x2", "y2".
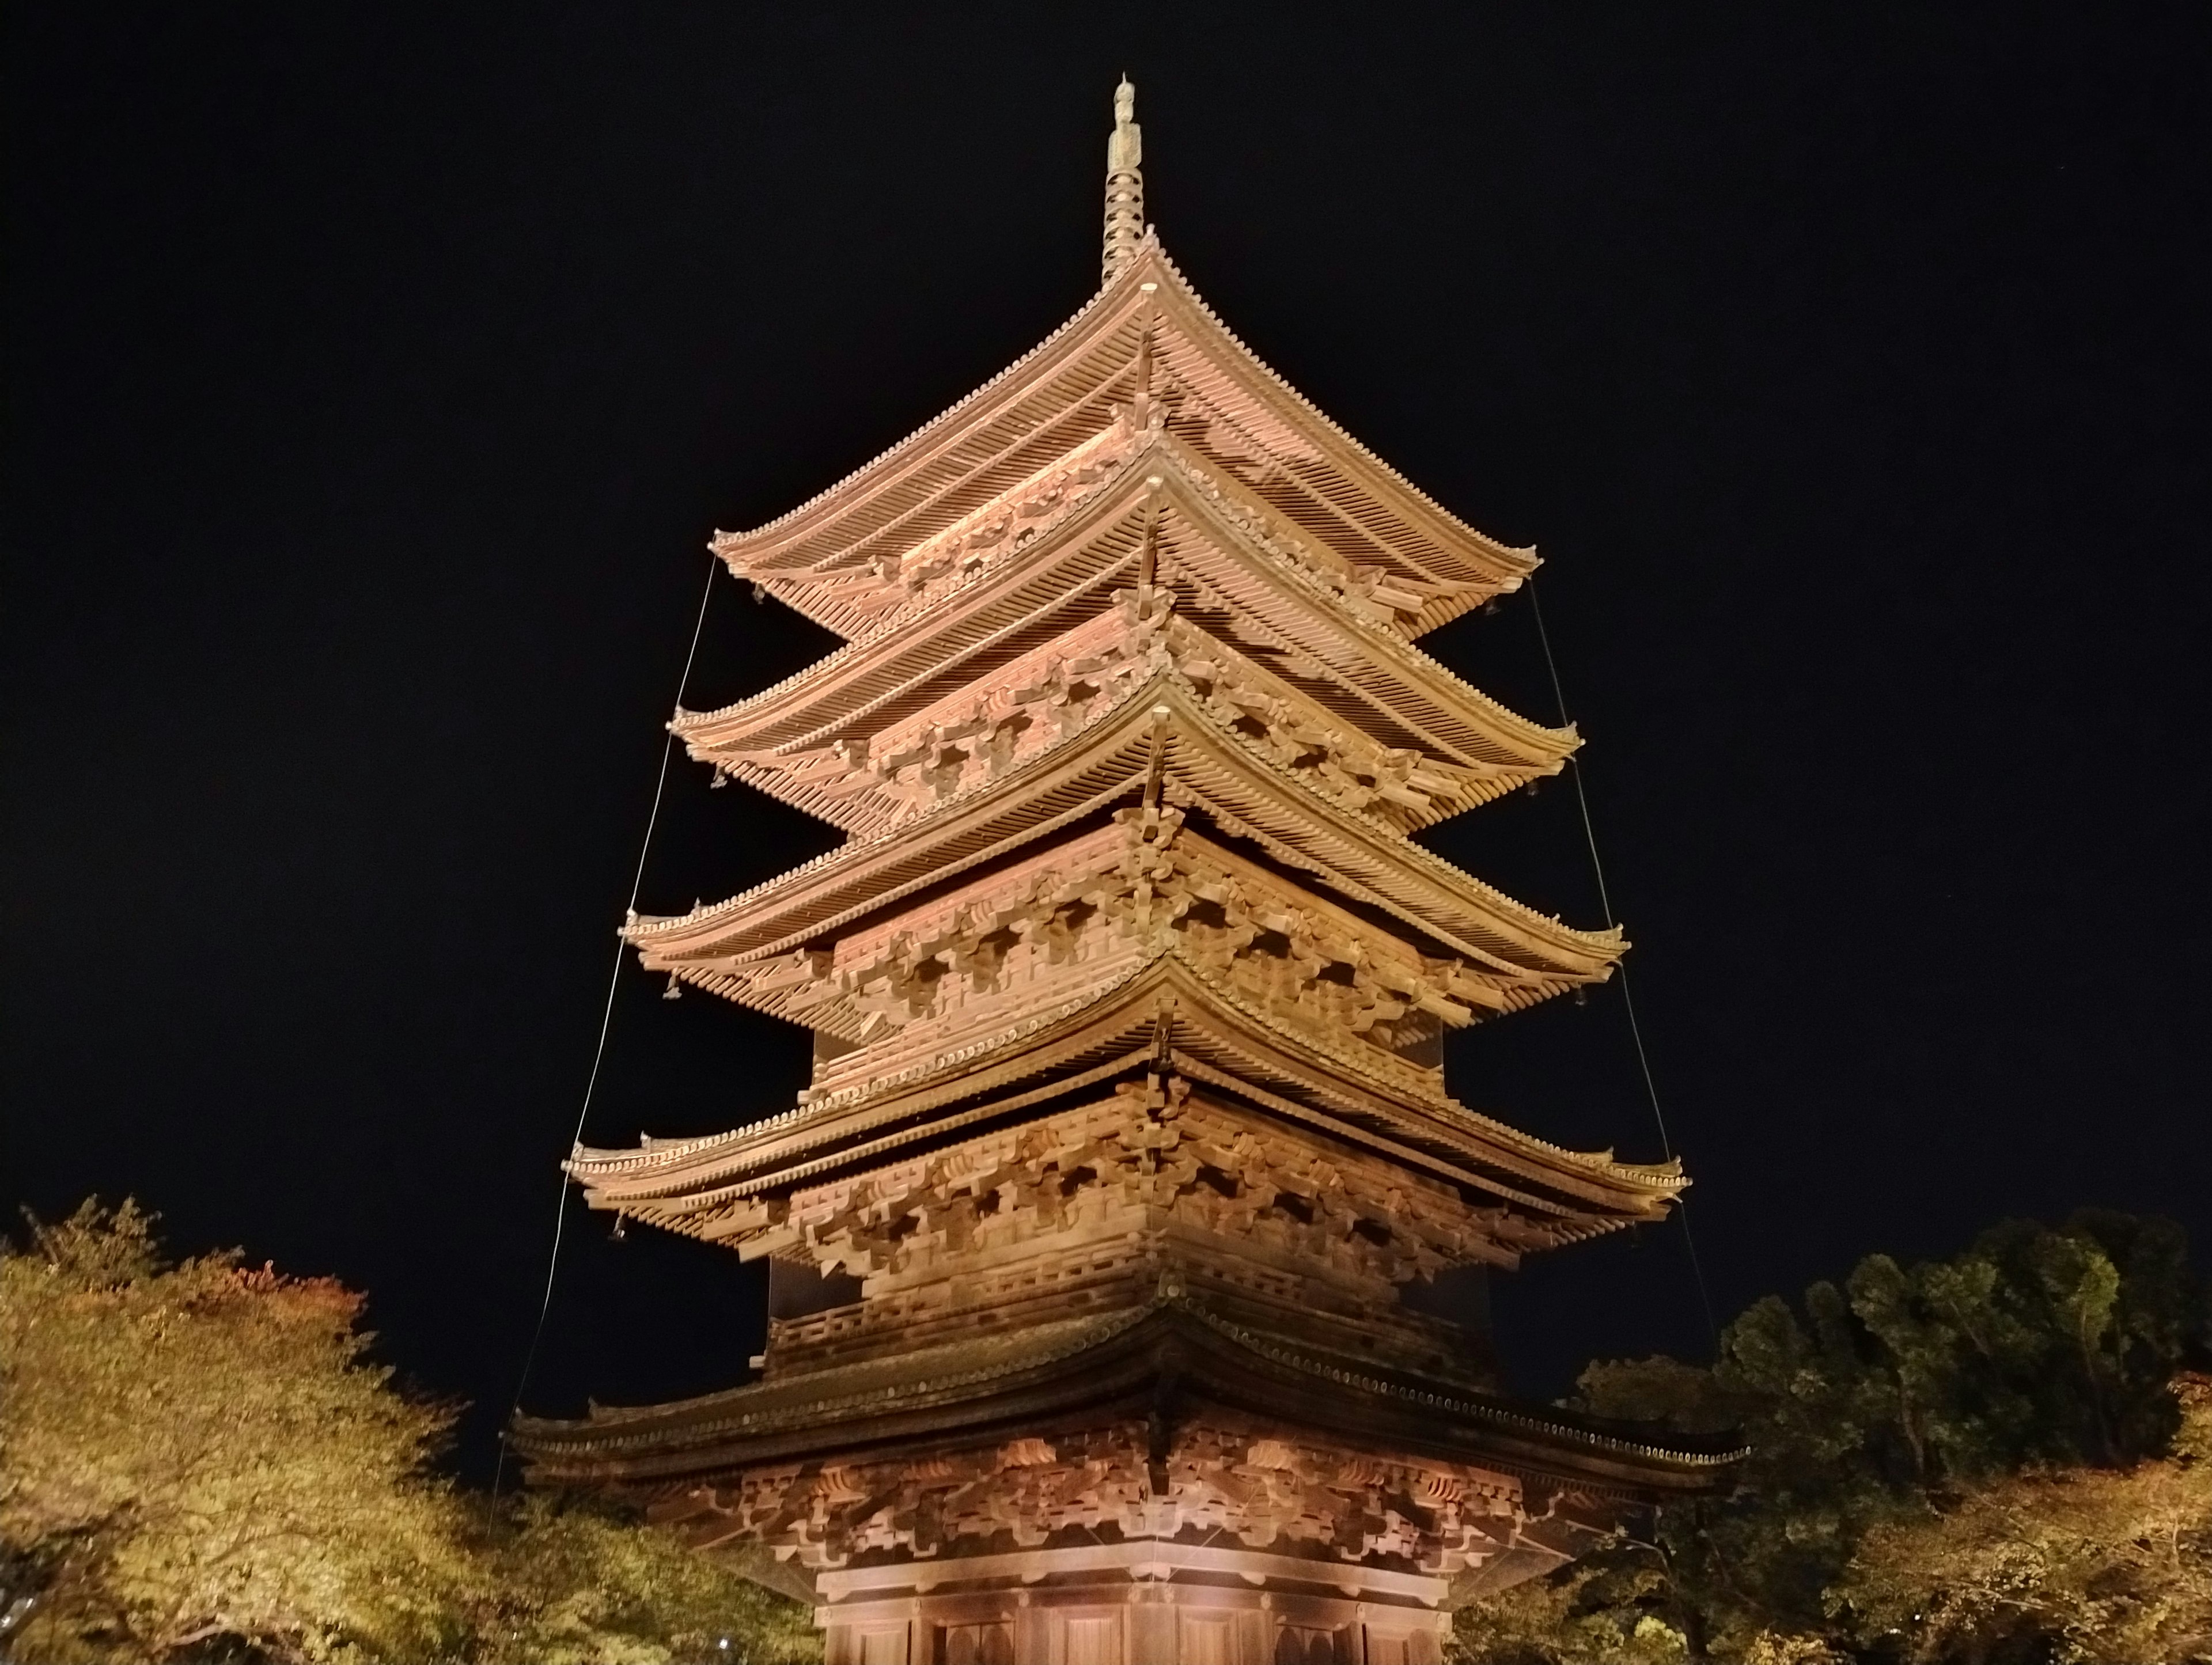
[
  {"x1": 1160, "y1": 950, "x2": 1675, "y2": 1189},
  {"x1": 568, "y1": 962, "x2": 1161, "y2": 1182},
  {"x1": 1158, "y1": 672, "x2": 1621, "y2": 955},
  {"x1": 577, "y1": 947, "x2": 1675, "y2": 1212},
  {"x1": 712, "y1": 268, "x2": 1148, "y2": 553},
  {"x1": 677, "y1": 462, "x2": 1153, "y2": 737},
  {"x1": 516, "y1": 1292, "x2": 1740, "y2": 1469},
  {"x1": 1145, "y1": 244, "x2": 1534, "y2": 568},
  {"x1": 513, "y1": 1306, "x2": 1145, "y2": 1448},
  {"x1": 677, "y1": 439, "x2": 1571, "y2": 778}
]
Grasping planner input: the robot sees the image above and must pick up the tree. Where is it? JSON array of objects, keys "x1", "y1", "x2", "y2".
[
  {"x1": 1448, "y1": 1558, "x2": 1696, "y2": 1664},
  {"x1": 0, "y1": 1200, "x2": 820, "y2": 1664},
  {"x1": 0, "y1": 1200, "x2": 479, "y2": 1663},
  {"x1": 1450, "y1": 1212, "x2": 2207, "y2": 1664},
  {"x1": 1836, "y1": 1374, "x2": 2212, "y2": 1665},
  {"x1": 478, "y1": 1494, "x2": 818, "y2": 1665}
]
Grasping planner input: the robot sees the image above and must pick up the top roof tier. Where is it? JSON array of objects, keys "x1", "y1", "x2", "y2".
[{"x1": 711, "y1": 237, "x2": 1538, "y2": 644}]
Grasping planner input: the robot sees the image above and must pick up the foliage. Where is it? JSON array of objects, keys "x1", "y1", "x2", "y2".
[
  {"x1": 0, "y1": 1200, "x2": 478, "y2": 1663},
  {"x1": 1451, "y1": 1212, "x2": 2207, "y2": 1665},
  {"x1": 0, "y1": 1200, "x2": 818, "y2": 1664},
  {"x1": 1836, "y1": 1374, "x2": 2212, "y2": 1664},
  {"x1": 476, "y1": 1493, "x2": 819, "y2": 1665},
  {"x1": 1449, "y1": 1557, "x2": 1698, "y2": 1664}
]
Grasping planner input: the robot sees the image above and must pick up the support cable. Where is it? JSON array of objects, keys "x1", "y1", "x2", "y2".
[
  {"x1": 1525, "y1": 577, "x2": 1720, "y2": 1348},
  {"x1": 489, "y1": 552, "x2": 722, "y2": 1507}
]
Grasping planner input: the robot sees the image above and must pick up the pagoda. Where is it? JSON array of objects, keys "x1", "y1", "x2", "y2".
[{"x1": 514, "y1": 83, "x2": 1733, "y2": 1665}]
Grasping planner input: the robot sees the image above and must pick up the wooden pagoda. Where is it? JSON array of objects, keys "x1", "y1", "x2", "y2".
[{"x1": 514, "y1": 82, "x2": 1733, "y2": 1665}]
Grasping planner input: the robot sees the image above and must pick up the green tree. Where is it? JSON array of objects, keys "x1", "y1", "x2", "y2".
[
  {"x1": 1451, "y1": 1213, "x2": 2206, "y2": 1664},
  {"x1": 1448, "y1": 1558, "x2": 1696, "y2": 1664}
]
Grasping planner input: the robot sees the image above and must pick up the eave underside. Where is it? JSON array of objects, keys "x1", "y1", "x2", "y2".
[
  {"x1": 669, "y1": 815, "x2": 1598, "y2": 1079},
  {"x1": 511, "y1": 1294, "x2": 1734, "y2": 1499},
  {"x1": 628, "y1": 676, "x2": 1622, "y2": 989},
  {"x1": 569, "y1": 956, "x2": 1680, "y2": 1245},
  {"x1": 672, "y1": 445, "x2": 1575, "y2": 839}
]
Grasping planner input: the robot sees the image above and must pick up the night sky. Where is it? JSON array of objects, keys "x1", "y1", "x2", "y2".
[{"x1": 7, "y1": 5, "x2": 2209, "y2": 1478}]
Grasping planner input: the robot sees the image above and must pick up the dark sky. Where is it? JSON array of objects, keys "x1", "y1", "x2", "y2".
[{"x1": 7, "y1": 4, "x2": 2209, "y2": 1478}]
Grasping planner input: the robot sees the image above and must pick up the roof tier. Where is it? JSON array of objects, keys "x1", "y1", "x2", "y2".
[
  {"x1": 570, "y1": 956, "x2": 1680, "y2": 1260},
  {"x1": 647, "y1": 811, "x2": 1600, "y2": 1071},
  {"x1": 628, "y1": 674, "x2": 1623, "y2": 1012},
  {"x1": 510, "y1": 1288, "x2": 1736, "y2": 1496},
  {"x1": 675, "y1": 435, "x2": 1575, "y2": 840},
  {"x1": 714, "y1": 240, "x2": 1536, "y2": 642}
]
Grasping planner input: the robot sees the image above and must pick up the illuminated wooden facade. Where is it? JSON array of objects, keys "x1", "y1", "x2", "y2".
[{"x1": 513, "y1": 83, "x2": 1732, "y2": 1665}]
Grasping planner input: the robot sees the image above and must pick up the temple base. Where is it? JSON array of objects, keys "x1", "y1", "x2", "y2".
[
  {"x1": 816, "y1": 1537, "x2": 1447, "y2": 1664},
  {"x1": 521, "y1": 1298, "x2": 1735, "y2": 1658}
]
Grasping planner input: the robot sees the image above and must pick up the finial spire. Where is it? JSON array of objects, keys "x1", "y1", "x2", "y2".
[{"x1": 1102, "y1": 77, "x2": 1145, "y2": 283}]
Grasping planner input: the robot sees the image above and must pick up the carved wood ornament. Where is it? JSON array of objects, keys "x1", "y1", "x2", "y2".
[{"x1": 514, "y1": 82, "x2": 1734, "y2": 1665}]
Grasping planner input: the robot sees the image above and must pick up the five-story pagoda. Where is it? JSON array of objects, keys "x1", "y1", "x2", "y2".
[{"x1": 514, "y1": 83, "x2": 1732, "y2": 1665}]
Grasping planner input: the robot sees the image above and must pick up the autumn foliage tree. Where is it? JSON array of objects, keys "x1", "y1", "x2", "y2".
[
  {"x1": 0, "y1": 1201, "x2": 815, "y2": 1664},
  {"x1": 1839, "y1": 1374, "x2": 2211, "y2": 1663},
  {"x1": 471, "y1": 1495, "x2": 816, "y2": 1665},
  {"x1": 0, "y1": 1200, "x2": 473, "y2": 1662}
]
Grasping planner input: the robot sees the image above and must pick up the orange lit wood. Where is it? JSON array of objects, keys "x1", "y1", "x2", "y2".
[{"x1": 513, "y1": 81, "x2": 1731, "y2": 1665}]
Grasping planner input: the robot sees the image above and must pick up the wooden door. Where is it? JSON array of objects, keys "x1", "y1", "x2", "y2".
[
  {"x1": 1177, "y1": 1610, "x2": 1234, "y2": 1664},
  {"x1": 1059, "y1": 1610, "x2": 1122, "y2": 1665}
]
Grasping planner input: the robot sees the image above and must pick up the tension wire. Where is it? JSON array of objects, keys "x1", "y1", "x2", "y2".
[
  {"x1": 489, "y1": 551, "x2": 722, "y2": 1508},
  {"x1": 1525, "y1": 577, "x2": 1721, "y2": 1350}
]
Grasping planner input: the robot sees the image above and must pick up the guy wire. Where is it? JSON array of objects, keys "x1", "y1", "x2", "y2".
[
  {"x1": 1525, "y1": 576, "x2": 1720, "y2": 1349},
  {"x1": 489, "y1": 551, "x2": 722, "y2": 1510}
]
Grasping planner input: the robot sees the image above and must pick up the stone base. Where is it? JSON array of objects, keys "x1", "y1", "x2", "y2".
[{"x1": 816, "y1": 1539, "x2": 1448, "y2": 1664}]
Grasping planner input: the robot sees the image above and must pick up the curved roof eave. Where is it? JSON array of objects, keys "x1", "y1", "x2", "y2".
[
  {"x1": 626, "y1": 673, "x2": 1624, "y2": 975},
  {"x1": 675, "y1": 434, "x2": 1573, "y2": 779},
  {"x1": 509, "y1": 1293, "x2": 1743, "y2": 1490},
  {"x1": 712, "y1": 237, "x2": 1534, "y2": 596},
  {"x1": 569, "y1": 956, "x2": 1680, "y2": 1219}
]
